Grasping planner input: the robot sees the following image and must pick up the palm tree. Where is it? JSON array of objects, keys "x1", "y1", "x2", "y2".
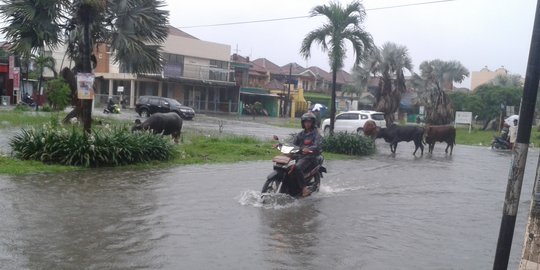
[
  {"x1": 300, "y1": 1, "x2": 373, "y2": 135},
  {"x1": 372, "y1": 42, "x2": 413, "y2": 125},
  {"x1": 32, "y1": 50, "x2": 57, "y2": 111},
  {"x1": 1, "y1": 0, "x2": 169, "y2": 132},
  {"x1": 413, "y1": 59, "x2": 469, "y2": 125}
]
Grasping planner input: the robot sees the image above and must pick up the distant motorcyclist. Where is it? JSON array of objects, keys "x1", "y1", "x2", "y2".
[
  {"x1": 293, "y1": 112, "x2": 322, "y2": 197},
  {"x1": 107, "y1": 97, "x2": 115, "y2": 110}
]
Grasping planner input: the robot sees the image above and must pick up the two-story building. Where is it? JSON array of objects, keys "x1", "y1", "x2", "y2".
[{"x1": 44, "y1": 26, "x2": 237, "y2": 114}]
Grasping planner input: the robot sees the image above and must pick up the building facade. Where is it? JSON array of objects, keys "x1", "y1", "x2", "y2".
[{"x1": 470, "y1": 66, "x2": 508, "y2": 90}]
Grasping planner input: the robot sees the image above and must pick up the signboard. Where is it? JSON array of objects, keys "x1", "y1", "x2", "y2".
[
  {"x1": 506, "y1": 106, "x2": 515, "y2": 117},
  {"x1": 77, "y1": 73, "x2": 95, "y2": 100},
  {"x1": 419, "y1": 106, "x2": 425, "y2": 115},
  {"x1": 455, "y1": 111, "x2": 473, "y2": 133},
  {"x1": 13, "y1": 67, "x2": 20, "y2": 90},
  {"x1": 455, "y1": 111, "x2": 472, "y2": 124},
  {"x1": 117, "y1": 86, "x2": 124, "y2": 93}
]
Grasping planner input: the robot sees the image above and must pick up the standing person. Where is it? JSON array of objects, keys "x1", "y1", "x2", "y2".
[
  {"x1": 293, "y1": 112, "x2": 322, "y2": 197},
  {"x1": 509, "y1": 119, "x2": 518, "y2": 149},
  {"x1": 311, "y1": 108, "x2": 322, "y2": 128}
]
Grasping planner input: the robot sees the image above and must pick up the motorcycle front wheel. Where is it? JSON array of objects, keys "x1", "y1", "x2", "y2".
[
  {"x1": 308, "y1": 173, "x2": 321, "y2": 192},
  {"x1": 261, "y1": 179, "x2": 281, "y2": 194}
]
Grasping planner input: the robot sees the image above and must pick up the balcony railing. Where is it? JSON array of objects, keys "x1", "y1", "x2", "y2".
[{"x1": 163, "y1": 63, "x2": 231, "y2": 83}]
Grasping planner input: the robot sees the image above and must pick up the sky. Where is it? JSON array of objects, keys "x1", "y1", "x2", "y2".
[{"x1": 164, "y1": 0, "x2": 537, "y2": 89}]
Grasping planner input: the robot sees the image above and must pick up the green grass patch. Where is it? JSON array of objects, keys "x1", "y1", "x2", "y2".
[
  {"x1": 0, "y1": 155, "x2": 82, "y2": 175},
  {"x1": 456, "y1": 127, "x2": 540, "y2": 147},
  {"x1": 0, "y1": 110, "x2": 57, "y2": 128}
]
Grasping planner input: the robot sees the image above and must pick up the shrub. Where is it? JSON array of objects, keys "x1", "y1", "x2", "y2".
[
  {"x1": 322, "y1": 132, "x2": 375, "y2": 156},
  {"x1": 9, "y1": 125, "x2": 176, "y2": 167},
  {"x1": 46, "y1": 78, "x2": 71, "y2": 111}
]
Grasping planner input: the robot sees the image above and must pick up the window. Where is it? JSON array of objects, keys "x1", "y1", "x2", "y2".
[
  {"x1": 163, "y1": 53, "x2": 184, "y2": 78},
  {"x1": 337, "y1": 113, "x2": 359, "y2": 120},
  {"x1": 371, "y1": 113, "x2": 385, "y2": 120},
  {"x1": 209, "y1": 60, "x2": 228, "y2": 81},
  {"x1": 360, "y1": 114, "x2": 368, "y2": 120}
]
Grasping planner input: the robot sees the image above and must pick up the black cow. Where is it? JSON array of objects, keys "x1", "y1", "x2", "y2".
[
  {"x1": 132, "y1": 112, "x2": 183, "y2": 143},
  {"x1": 375, "y1": 124, "x2": 425, "y2": 155}
]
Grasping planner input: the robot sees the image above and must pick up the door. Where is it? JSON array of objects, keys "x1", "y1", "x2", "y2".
[
  {"x1": 334, "y1": 113, "x2": 356, "y2": 133},
  {"x1": 193, "y1": 90, "x2": 201, "y2": 111}
]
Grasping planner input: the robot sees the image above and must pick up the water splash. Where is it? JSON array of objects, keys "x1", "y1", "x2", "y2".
[
  {"x1": 236, "y1": 190, "x2": 298, "y2": 209},
  {"x1": 318, "y1": 184, "x2": 369, "y2": 196}
]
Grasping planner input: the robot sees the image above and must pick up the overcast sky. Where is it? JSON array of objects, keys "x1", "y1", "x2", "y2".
[{"x1": 164, "y1": 0, "x2": 537, "y2": 89}]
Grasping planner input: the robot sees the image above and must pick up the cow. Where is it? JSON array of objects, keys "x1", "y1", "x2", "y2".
[
  {"x1": 424, "y1": 125, "x2": 456, "y2": 154},
  {"x1": 374, "y1": 124, "x2": 425, "y2": 155},
  {"x1": 132, "y1": 112, "x2": 183, "y2": 143}
]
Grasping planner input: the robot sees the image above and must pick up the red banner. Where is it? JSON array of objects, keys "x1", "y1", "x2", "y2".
[
  {"x1": 13, "y1": 67, "x2": 20, "y2": 90},
  {"x1": 8, "y1": 55, "x2": 14, "y2": 79}
]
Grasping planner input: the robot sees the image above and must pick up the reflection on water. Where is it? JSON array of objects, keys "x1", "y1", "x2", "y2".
[
  {"x1": 259, "y1": 199, "x2": 321, "y2": 270},
  {"x1": 0, "y1": 145, "x2": 536, "y2": 269}
]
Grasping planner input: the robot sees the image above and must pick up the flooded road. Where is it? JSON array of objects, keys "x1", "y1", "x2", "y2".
[{"x1": 0, "y1": 143, "x2": 538, "y2": 269}]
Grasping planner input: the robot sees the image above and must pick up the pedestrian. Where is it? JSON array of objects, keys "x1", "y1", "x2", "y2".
[{"x1": 509, "y1": 119, "x2": 518, "y2": 149}]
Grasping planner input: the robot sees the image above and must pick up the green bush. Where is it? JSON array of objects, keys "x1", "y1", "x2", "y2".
[
  {"x1": 9, "y1": 125, "x2": 176, "y2": 167},
  {"x1": 45, "y1": 78, "x2": 71, "y2": 111},
  {"x1": 322, "y1": 132, "x2": 375, "y2": 156},
  {"x1": 40, "y1": 105, "x2": 52, "y2": 112},
  {"x1": 13, "y1": 103, "x2": 31, "y2": 111}
]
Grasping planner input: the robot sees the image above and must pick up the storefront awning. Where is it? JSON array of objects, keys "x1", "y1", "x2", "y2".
[{"x1": 240, "y1": 87, "x2": 278, "y2": 97}]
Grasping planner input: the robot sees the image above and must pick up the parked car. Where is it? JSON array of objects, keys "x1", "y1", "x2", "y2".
[
  {"x1": 321, "y1": 110, "x2": 386, "y2": 135},
  {"x1": 135, "y1": 96, "x2": 195, "y2": 120}
]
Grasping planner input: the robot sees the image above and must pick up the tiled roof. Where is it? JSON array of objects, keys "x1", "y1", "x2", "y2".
[
  {"x1": 168, "y1": 25, "x2": 199, "y2": 40},
  {"x1": 265, "y1": 79, "x2": 285, "y2": 90},
  {"x1": 307, "y1": 66, "x2": 332, "y2": 81},
  {"x1": 252, "y1": 58, "x2": 282, "y2": 74},
  {"x1": 280, "y1": 62, "x2": 305, "y2": 75},
  {"x1": 336, "y1": 70, "x2": 353, "y2": 84}
]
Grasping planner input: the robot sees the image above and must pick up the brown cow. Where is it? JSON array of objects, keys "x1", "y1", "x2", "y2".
[{"x1": 424, "y1": 125, "x2": 456, "y2": 154}]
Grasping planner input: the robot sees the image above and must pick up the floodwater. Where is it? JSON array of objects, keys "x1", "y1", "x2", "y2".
[{"x1": 0, "y1": 142, "x2": 538, "y2": 269}]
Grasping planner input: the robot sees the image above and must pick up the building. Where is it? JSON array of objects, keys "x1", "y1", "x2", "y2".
[
  {"x1": 470, "y1": 66, "x2": 508, "y2": 90},
  {"x1": 45, "y1": 26, "x2": 237, "y2": 114}
]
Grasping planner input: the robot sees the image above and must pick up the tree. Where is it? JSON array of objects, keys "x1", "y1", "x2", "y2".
[
  {"x1": 474, "y1": 85, "x2": 522, "y2": 121},
  {"x1": 1, "y1": 0, "x2": 169, "y2": 133},
  {"x1": 372, "y1": 42, "x2": 412, "y2": 125},
  {"x1": 300, "y1": 1, "x2": 373, "y2": 135},
  {"x1": 413, "y1": 59, "x2": 469, "y2": 125},
  {"x1": 488, "y1": 73, "x2": 523, "y2": 88},
  {"x1": 32, "y1": 51, "x2": 57, "y2": 111}
]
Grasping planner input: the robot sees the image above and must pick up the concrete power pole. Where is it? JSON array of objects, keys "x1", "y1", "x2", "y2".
[
  {"x1": 519, "y1": 3, "x2": 540, "y2": 266},
  {"x1": 493, "y1": 1, "x2": 540, "y2": 269}
]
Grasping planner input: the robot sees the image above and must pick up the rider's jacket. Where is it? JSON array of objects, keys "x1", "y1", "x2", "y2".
[{"x1": 293, "y1": 128, "x2": 322, "y2": 155}]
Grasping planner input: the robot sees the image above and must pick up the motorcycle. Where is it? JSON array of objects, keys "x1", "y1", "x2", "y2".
[
  {"x1": 491, "y1": 136, "x2": 511, "y2": 150},
  {"x1": 103, "y1": 103, "x2": 120, "y2": 114},
  {"x1": 19, "y1": 93, "x2": 36, "y2": 107},
  {"x1": 261, "y1": 136, "x2": 326, "y2": 198}
]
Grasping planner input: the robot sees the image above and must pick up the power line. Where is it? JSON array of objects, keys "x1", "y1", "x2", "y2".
[{"x1": 179, "y1": 0, "x2": 456, "y2": 29}]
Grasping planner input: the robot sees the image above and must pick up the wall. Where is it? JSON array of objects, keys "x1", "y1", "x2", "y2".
[{"x1": 163, "y1": 35, "x2": 230, "y2": 62}]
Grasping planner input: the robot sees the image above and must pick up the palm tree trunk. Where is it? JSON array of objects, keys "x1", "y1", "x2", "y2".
[
  {"x1": 330, "y1": 69, "x2": 337, "y2": 135},
  {"x1": 81, "y1": 9, "x2": 92, "y2": 134}
]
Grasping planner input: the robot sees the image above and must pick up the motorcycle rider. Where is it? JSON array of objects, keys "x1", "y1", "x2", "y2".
[{"x1": 293, "y1": 112, "x2": 322, "y2": 197}]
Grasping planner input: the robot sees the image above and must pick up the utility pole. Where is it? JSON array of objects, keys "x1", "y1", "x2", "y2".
[
  {"x1": 493, "y1": 1, "x2": 540, "y2": 269},
  {"x1": 285, "y1": 64, "x2": 292, "y2": 118}
]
